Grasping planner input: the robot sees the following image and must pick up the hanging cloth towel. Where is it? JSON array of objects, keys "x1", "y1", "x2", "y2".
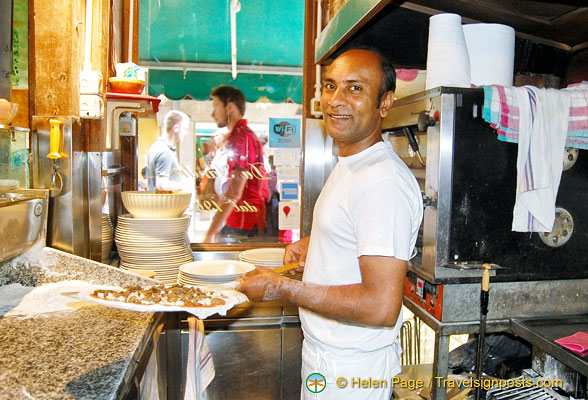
[
  {"x1": 482, "y1": 82, "x2": 588, "y2": 149},
  {"x1": 510, "y1": 86, "x2": 571, "y2": 232},
  {"x1": 184, "y1": 316, "x2": 215, "y2": 400}
]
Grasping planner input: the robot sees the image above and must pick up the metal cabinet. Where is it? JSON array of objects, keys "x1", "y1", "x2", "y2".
[
  {"x1": 202, "y1": 314, "x2": 303, "y2": 400},
  {"x1": 159, "y1": 306, "x2": 303, "y2": 400},
  {"x1": 203, "y1": 319, "x2": 283, "y2": 400}
]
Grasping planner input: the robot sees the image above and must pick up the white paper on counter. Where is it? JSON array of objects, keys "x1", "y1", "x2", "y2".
[{"x1": 4, "y1": 280, "x2": 112, "y2": 317}]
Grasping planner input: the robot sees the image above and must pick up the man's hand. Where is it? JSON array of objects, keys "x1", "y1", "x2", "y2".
[
  {"x1": 283, "y1": 236, "x2": 310, "y2": 275},
  {"x1": 236, "y1": 267, "x2": 285, "y2": 302}
]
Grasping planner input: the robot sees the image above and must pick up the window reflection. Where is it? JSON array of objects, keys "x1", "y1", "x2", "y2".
[
  {"x1": 137, "y1": 100, "x2": 301, "y2": 245},
  {"x1": 137, "y1": 0, "x2": 305, "y2": 245}
]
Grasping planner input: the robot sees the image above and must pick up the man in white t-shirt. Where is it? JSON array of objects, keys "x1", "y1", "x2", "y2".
[
  {"x1": 146, "y1": 110, "x2": 190, "y2": 191},
  {"x1": 237, "y1": 48, "x2": 423, "y2": 399}
]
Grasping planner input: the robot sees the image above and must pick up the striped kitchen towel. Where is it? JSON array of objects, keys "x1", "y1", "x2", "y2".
[
  {"x1": 482, "y1": 82, "x2": 588, "y2": 149},
  {"x1": 482, "y1": 84, "x2": 576, "y2": 232},
  {"x1": 184, "y1": 316, "x2": 215, "y2": 400}
]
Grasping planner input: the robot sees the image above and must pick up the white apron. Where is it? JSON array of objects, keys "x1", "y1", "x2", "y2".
[{"x1": 300, "y1": 336, "x2": 401, "y2": 400}]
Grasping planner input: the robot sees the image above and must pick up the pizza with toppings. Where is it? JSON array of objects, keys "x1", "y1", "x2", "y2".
[
  {"x1": 86, "y1": 283, "x2": 248, "y2": 318},
  {"x1": 91, "y1": 284, "x2": 228, "y2": 307}
]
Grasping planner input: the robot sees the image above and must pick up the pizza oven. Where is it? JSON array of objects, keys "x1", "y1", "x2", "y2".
[
  {"x1": 383, "y1": 87, "x2": 588, "y2": 323},
  {"x1": 386, "y1": 87, "x2": 588, "y2": 282}
]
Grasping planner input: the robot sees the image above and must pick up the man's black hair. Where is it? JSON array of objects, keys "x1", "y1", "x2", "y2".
[{"x1": 210, "y1": 85, "x2": 247, "y2": 115}]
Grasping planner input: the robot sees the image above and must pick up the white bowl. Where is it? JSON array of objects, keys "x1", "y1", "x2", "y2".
[{"x1": 121, "y1": 191, "x2": 191, "y2": 219}]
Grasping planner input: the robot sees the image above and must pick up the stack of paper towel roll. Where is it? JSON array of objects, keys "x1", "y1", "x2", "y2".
[
  {"x1": 425, "y1": 13, "x2": 515, "y2": 89},
  {"x1": 463, "y1": 23, "x2": 515, "y2": 86}
]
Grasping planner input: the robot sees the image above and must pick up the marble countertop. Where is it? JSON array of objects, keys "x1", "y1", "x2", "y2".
[{"x1": 0, "y1": 246, "x2": 163, "y2": 400}]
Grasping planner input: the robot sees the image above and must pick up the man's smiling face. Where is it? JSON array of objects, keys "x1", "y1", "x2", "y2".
[{"x1": 320, "y1": 49, "x2": 392, "y2": 156}]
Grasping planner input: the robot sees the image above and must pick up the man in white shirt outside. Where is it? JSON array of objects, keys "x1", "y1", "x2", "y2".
[{"x1": 146, "y1": 110, "x2": 191, "y2": 191}]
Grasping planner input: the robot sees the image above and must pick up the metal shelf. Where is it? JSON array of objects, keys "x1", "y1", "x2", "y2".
[
  {"x1": 510, "y1": 315, "x2": 588, "y2": 378},
  {"x1": 0, "y1": 124, "x2": 30, "y2": 133},
  {"x1": 314, "y1": 0, "x2": 390, "y2": 64}
]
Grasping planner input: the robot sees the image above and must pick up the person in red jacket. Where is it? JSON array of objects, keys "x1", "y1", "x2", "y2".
[{"x1": 204, "y1": 85, "x2": 269, "y2": 242}]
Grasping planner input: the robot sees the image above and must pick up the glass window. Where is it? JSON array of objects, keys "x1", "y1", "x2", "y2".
[{"x1": 137, "y1": 0, "x2": 305, "y2": 245}]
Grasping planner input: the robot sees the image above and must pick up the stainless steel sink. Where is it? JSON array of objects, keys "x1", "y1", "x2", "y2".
[
  {"x1": 0, "y1": 190, "x2": 48, "y2": 264},
  {"x1": 0, "y1": 192, "x2": 29, "y2": 206}
]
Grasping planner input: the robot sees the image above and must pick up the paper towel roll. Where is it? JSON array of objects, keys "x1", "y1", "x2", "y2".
[
  {"x1": 463, "y1": 23, "x2": 515, "y2": 86},
  {"x1": 426, "y1": 14, "x2": 471, "y2": 90}
]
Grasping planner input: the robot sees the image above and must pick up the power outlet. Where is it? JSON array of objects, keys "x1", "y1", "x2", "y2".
[
  {"x1": 80, "y1": 69, "x2": 103, "y2": 95},
  {"x1": 80, "y1": 94, "x2": 104, "y2": 119}
]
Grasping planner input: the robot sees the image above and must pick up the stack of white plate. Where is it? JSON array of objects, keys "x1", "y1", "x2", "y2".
[
  {"x1": 178, "y1": 260, "x2": 254, "y2": 287},
  {"x1": 238, "y1": 248, "x2": 285, "y2": 268},
  {"x1": 101, "y1": 213, "x2": 114, "y2": 262},
  {"x1": 115, "y1": 214, "x2": 193, "y2": 284}
]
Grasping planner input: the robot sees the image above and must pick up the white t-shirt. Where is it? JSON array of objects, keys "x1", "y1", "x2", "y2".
[
  {"x1": 300, "y1": 141, "x2": 423, "y2": 358},
  {"x1": 208, "y1": 146, "x2": 229, "y2": 195}
]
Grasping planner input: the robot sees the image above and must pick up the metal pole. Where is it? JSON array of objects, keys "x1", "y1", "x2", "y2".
[{"x1": 475, "y1": 263, "x2": 491, "y2": 400}]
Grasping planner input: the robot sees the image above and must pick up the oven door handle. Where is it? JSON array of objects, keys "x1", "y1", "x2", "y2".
[{"x1": 403, "y1": 127, "x2": 426, "y2": 166}]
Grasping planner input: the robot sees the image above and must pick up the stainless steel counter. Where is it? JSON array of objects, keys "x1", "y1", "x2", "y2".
[
  {"x1": 157, "y1": 298, "x2": 303, "y2": 399},
  {"x1": 510, "y1": 315, "x2": 588, "y2": 378}
]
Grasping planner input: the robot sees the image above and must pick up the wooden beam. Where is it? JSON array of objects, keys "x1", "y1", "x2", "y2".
[
  {"x1": 121, "y1": 0, "x2": 139, "y2": 64},
  {"x1": 303, "y1": 0, "x2": 320, "y2": 119},
  {"x1": 29, "y1": 0, "x2": 82, "y2": 117}
]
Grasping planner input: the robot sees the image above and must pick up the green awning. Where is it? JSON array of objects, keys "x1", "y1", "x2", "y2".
[
  {"x1": 139, "y1": 0, "x2": 305, "y2": 103},
  {"x1": 148, "y1": 70, "x2": 303, "y2": 103}
]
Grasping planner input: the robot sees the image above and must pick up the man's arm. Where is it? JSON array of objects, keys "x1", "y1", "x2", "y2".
[
  {"x1": 156, "y1": 175, "x2": 187, "y2": 191},
  {"x1": 204, "y1": 170, "x2": 248, "y2": 242},
  {"x1": 237, "y1": 255, "x2": 407, "y2": 327}
]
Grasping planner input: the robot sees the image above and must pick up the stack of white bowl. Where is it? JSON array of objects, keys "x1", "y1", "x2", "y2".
[
  {"x1": 238, "y1": 248, "x2": 285, "y2": 269},
  {"x1": 115, "y1": 191, "x2": 193, "y2": 284},
  {"x1": 178, "y1": 260, "x2": 254, "y2": 287}
]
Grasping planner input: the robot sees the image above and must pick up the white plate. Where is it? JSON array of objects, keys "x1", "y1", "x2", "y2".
[
  {"x1": 122, "y1": 265, "x2": 179, "y2": 273},
  {"x1": 180, "y1": 260, "x2": 254, "y2": 277},
  {"x1": 177, "y1": 278, "x2": 239, "y2": 289},
  {"x1": 115, "y1": 231, "x2": 188, "y2": 240},
  {"x1": 121, "y1": 258, "x2": 191, "y2": 268},
  {"x1": 83, "y1": 286, "x2": 248, "y2": 318},
  {"x1": 118, "y1": 248, "x2": 192, "y2": 257},
  {"x1": 115, "y1": 228, "x2": 189, "y2": 237},
  {"x1": 179, "y1": 275, "x2": 237, "y2": 284},
  {"x1": 239, "y1": 248, "x2": 285, "y2": 263},
  {"x1": 115, "y1": 226, "x2": 188, "y2": 233},
  {"x1": 120, "y1": 261, "x2": 180, "y2": 268},
  {"x1": 118, "y1": 214, "x2": 191, "y2": 223},
  {"x1": 239, "y1": 261, "x2": 282, "y2": 269},
  {"x1": 115, "y1": 238, "x2": 188, "y2": 246}
]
